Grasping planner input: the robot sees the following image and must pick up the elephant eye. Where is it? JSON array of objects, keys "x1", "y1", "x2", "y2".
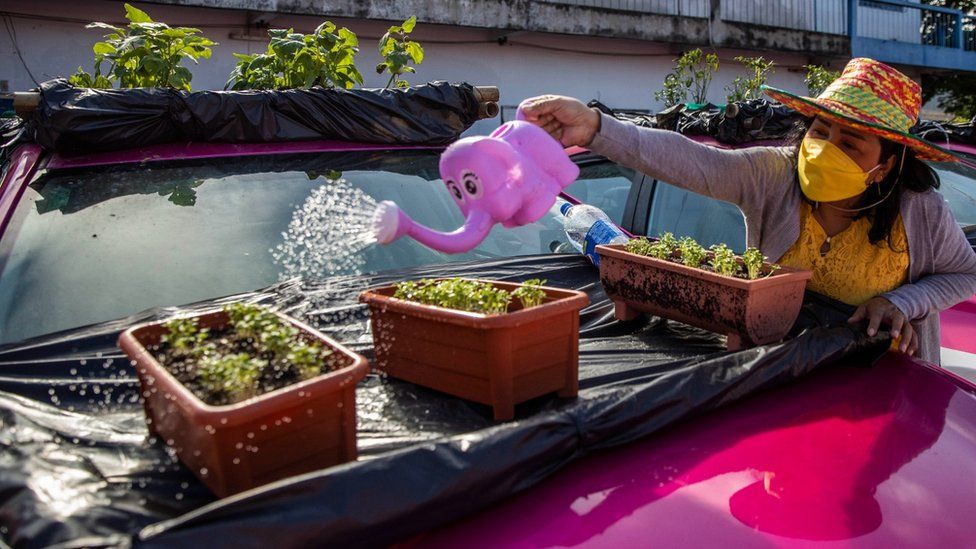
[
  {"x1": 446, "y1": 180, "x2": 464, "y2": 201},
  {"x1": 461, "y1": 172, "x2": 482, "y2": 199}
]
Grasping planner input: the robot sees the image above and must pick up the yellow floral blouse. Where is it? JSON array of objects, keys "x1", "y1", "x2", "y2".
[{"x1": 778, "y1": 202, "x2": 909, "y2": 307}]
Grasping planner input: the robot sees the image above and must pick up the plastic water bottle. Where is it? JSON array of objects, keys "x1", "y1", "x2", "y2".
[{"x1": 557, "y1": 199, "x2": 628, "y2": 266}]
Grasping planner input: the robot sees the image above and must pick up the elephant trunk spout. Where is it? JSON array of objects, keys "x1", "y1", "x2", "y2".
[{"x1": 372, "y1": 200, "x2": 494, "y2": 254}]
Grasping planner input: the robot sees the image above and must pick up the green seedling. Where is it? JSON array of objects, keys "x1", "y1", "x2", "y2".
[
  {"x1": 394, "y1": 278, "x2": 514, "y2": 315},
  {"x1": 678, "y1": 236, "x2": 707, "y2": 268},
  {"x1": 198, "y1": 352, "x2": 264, "y2": 402},
  {"x1": 513, "y1": 279, "x2": 547, "y2": 309},
  {"x1": 377, "y1": 16, "x2": 424, "y2": 89},
  {"x1": 649, "y1": 232, "x2": 679, "y2": 259},
  {"x1": 710, "y1": 243, "x2": 741, "y2": 277},
  {"x1": 625, "y1": 237, "x2": 655, "y2": 257},
  {"x1": 161, "y1": 317, "x2": 211, "y2": 358}
]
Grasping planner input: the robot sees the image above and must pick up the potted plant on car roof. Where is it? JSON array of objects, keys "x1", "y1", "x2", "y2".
[
  {"x1": 597, "y1": 234, "x2": 812, "y2": 350},
  {"x1": 117, "y1": 302, "x2": 368, "y2": 497},
  {"x1": 359, "y1": 278, "x2": 588, "y2": 420}
]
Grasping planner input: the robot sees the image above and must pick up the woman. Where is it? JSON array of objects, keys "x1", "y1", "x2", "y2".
[{"x1": 521, "y1": 58, "x2": 976, "y2": 363}]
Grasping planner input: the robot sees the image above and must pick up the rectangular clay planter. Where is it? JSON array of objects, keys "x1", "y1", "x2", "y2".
[
  {"x1": 596, "y1": 244, "x2": 812, "y2": 350},
  {"x1": 359, "y1": 279, "x2": 589, "y2": 421},
  {"x1": 118, "y1": 310, "x2": 369, "y2": 498}
]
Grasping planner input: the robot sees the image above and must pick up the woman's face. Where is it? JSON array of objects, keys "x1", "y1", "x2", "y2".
[{"x1": 806, "y1": 117, "x2": 888, "y2": 175}]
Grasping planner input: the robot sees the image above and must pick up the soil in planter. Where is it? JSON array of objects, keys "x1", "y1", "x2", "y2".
[{"x1": 150, "y1": 312, "x2": 350, "y2": 407}]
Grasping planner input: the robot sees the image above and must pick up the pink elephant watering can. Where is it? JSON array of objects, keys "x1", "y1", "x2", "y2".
[{"x1": 372, "y1": 105, "x2": 579, "y2": 254}]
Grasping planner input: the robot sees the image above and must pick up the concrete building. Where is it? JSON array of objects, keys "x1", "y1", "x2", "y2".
[{"x1": 2, "y1": 0, "x2": 973, "y2": 127}]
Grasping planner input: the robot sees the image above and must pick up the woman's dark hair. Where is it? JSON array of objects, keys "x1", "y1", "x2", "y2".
[{"x1": 788, "y1": 117, "x2": 940, "y2": 250}]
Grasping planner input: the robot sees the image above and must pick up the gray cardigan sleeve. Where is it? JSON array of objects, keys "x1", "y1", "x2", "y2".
[
  {"x1": 882, "y1": 192, "x2": 976, "y2": 320},
  {"x1": 588, "y1": 113, "x2": 796, "y2": 219}
]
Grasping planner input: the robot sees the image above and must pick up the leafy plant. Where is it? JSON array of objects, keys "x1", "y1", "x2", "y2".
[
  {"x1": 648, "y1": 232, "x2": 679, "y2": 260},
  {"x1": 376, "y1": 16, "x2": 424, "y2": 89},
  {"x1": 624, "y1": 237, "x2": 655, "y2": 257},
  {"x1": 70, "y1": 3, "x2": 215, "y2": 91},
  {"x1": 726, "y1": 56, "x2": 775, "y2": 103},
  {"x1": 804, "y1": 65, "x2": 840, "y2": 97},
  {"x1": 513, "y1": 279, "x2": 547, "y2": 309},
  {"x1": 393, "y1": 278, "x2": 517, "y2": 315},
  {"x1": 709, "y1": 243, "x2": 741, "y2": 278},
  {"x1": 161, "y1": 317, "x2": 211, "y2": 358},
  {"x1": 226, "y1": 22, "x2": 364, "y2": 90},
  {"x1": 678, "y1": 236, "x2": 707, "y2": 268},
  {"x1": 158, "y1": 303, "x2": 332, "y2": 403},
  {"x1": 198, "y1": 352, "x2": 264, "y2": 402},
  {"x1": 654, "y1": 48, "x2": 719, "y2": 107}
]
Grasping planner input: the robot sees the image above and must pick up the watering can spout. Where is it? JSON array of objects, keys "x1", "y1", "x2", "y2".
[{"x1": 372, "y1": 201, "x2": 494, "y2": 254}]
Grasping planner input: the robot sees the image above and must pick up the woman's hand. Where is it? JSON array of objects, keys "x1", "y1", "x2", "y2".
[
  {"x1": 848, "y1": 296, "x2": 918, "y2": 355},
  {"x1": 519, "y1": 95, "x2": 601, "y2": 147}
]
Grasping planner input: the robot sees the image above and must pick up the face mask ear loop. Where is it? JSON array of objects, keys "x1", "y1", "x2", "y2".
[{"x1": 824, "y1": 145, "x2": 906, "y2": 214}]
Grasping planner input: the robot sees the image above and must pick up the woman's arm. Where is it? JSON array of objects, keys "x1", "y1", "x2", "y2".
[
  {"x1": 518, "y1": 95, "x2": 796, "y2": 214},
  {"x1": 590, "y1": 114, "x2": 796, "y2": 212},
  {"x1": 881, "y1": 202, "x2": 976, "y2": 322}
]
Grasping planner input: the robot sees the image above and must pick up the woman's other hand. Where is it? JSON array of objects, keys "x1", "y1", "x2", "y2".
[
  {"x1": 519, "y1": 95, "x2": 601, "y2": 148},
  {"x1": 848, "y1": 296, "x2": 918, "y2": 355}
]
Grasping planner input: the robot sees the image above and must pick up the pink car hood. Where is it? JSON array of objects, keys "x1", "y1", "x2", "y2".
[{"x1": 416, "y1": 351, "x2": 976, "y2": 547}]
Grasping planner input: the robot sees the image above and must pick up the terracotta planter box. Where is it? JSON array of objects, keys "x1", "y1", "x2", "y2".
[
  {"x1": 596, "y1": 244, "x2": 812, "y2": 350},
  {"x1": 359, "y1": 279, "x2": 589, "y2": 421},
  {"x1": 118, "y1": 310, "x2": 369, "y2": 498}
]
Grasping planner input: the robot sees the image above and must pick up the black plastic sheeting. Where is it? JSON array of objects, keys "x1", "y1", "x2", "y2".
[
  {"x1": 24, "y1": 79, "x2": 481, "y2": 155},
  {"x1": 590, "y1": 99, "x2": 805, "y2": 145},
  {"x1": 0, "y1": 255, "x2": 888, "y2": 548}
]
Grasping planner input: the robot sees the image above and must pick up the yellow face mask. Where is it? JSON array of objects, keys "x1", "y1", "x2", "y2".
[{"x1": 798, "y1": 138, "x2": 882, "y2": 202}]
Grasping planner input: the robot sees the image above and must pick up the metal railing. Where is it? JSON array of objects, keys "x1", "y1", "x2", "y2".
[
  {"x1": 535, "y1": 0, "x2": 708, "y2": 17},
  {"x1": 856, "y1": 0, "x2": 974, "y2": 49},
  {"x1": 537, "y1": 0, "x2": 975, "y2": 49}
]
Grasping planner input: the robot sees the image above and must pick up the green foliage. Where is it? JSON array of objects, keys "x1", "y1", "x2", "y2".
[
  {"x1": 804, "y1": 65, "x2": 840, "y2": 97},
  {"x1": 654, "y1": 48, "x2": 719, "y2": 107},
  {"x1": 160, "y1": 303, "x2": 331, "y2": 402},
  {"x1": 648, "y1": 232, "x2": 679, "y2": 259},
  {"x1": 922, "y1": 73, "x2": 976, "y2": 121},
  {"x1": 162, "y1": 317, "x2": 211, "y2": 357},
  {"x1": 678, "y1": 236, "x2": 707, "y2": 268},
  {"x1": 624, "y1": 237, "x2": 655, "y2": 257},
  {"x1": 709, "y1": 243, "x2": 741, "y2": 278},
  {"x1": 69, "y1": 3, "x2": 215, "y2": 91},
  {"x1": 393, "y1": 278, "x2": 514, "y2": 315},
  {"x1": 726, "y1": 56, "x2": 775, "y2": 103},
  {"x1": 376, "y1": 16, "x2": 424, "y2": 89},
  {"x1": 741, "y1": 247, "x2": 767, "y2": 280},
  {"x1": 512, "y1": 279, "x2": 547, "y2": 309},
  {"x1": 226, "y1": 22, "x2": 364, "y2": 90},
  {"x1": 198, "y1": 352, "x2": 264, "y2": 402}
]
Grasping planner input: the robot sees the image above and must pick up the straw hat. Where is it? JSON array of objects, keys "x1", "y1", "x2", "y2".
[{"x1": 763, "y1": 58, "x2": 957, "y2": 162}]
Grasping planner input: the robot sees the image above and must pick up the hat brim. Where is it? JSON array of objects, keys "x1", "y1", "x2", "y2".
[{"x1": 762, "y1": 85, "x2": 959, "y2": 163}]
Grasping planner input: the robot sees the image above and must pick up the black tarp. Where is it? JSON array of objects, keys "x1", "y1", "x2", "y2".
[
  {"x1": 23, "y1": 79, "x2": 481, "y2": 155},
  {"x1": 0, "y1": 254, "x2": 888, "y2": 548}
]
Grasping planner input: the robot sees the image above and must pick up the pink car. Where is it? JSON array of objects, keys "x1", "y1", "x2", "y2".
[{"x1": 0, "y1": 133, "x2": 974, "y2": 547}]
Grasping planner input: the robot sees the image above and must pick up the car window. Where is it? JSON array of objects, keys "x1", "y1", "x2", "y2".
[
  {"x1": 646, "y1": 180, "x2": 747, "y2": 252},
  {"x1": 931, "y1": 162, "x2": 976, "y2": 228},
  {"x1": 564, "y1": 157, "x2": 637, "y2": 226},
  {"x1": 0, "y1": 150, "x2": 576, "y2": 345}
]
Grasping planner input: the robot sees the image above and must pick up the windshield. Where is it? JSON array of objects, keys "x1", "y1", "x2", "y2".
[{"x1": 0, "y1": 150, "x2": 584, "y2": 345}]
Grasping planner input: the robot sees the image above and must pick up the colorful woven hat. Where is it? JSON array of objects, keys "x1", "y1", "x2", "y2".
[{"x1": 763, "y1": 58, "x2": 957, "y2": 162}]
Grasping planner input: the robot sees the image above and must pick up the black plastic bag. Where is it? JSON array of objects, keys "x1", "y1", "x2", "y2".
[
  {"x1": 26, "y1": 79, "x2": 481, "y2": 154},
  {"x1": 0, "y1": 254, "x2": 887, "y2": 548},
  {"x1": 913, "y1": 117, "x2": 976, "y2": 147},
  {"x1": 716, "y1": 98, "x2": 805, "y2": 144}
]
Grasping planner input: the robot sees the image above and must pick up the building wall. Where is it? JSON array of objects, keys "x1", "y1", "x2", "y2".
[{"x1": 3, "y1": 0, "x2": 833, "y2": 132}]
